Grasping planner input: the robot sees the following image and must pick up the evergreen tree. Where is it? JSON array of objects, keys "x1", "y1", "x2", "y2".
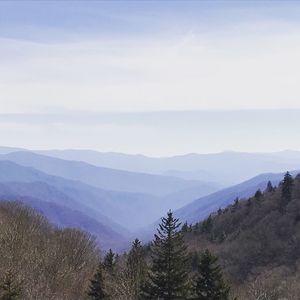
[
  {"x1": 103, "y1": 249, "x2": 115, "y2": 274},
  {"x1": 0, "y1": 271, "x2": 20, "y2": 300},
  {"x1": 254, "y1": 189, "x2": 262, "y2": 199},
  {"x1": 126, "y1": 239, "x2": 147, "y2": 299},
  {"x1": 281, "y1": 171, "x2": 294, "y2": 204},
  {"x1": 201, "y1": 215, "x2": 213, "y2": 233},
  {"x1": 142, "y1": 211, "x2": 189, "y2": 300},
  {"x1": 87, "y1": 263, "x2": 109, "y2": 300},
  {"x1": 246, "y1": 198, "x2": 252, "y2": 207},
  {"x1": 181, "y1": 222, "x2": 189, "y2": 233},
  {"x1": 193, "y1": 249, "x2": 231, "y2": 300},
  {"x1": 217, "y1": 231, "x2": 226, "y2": 243},
  {"x1": 231, "y1": 198, "x2": 239, "y2": 212},
  {"x1": 266, "y1": 181, "x2": 274, "y2": 193},
  {"x1": 191, "y1": 252, "x2": 200, "y2": 272}
]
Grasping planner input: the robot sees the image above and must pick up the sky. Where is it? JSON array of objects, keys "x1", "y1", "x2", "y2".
[{"x1": 0, "y1": 1, "x2": 300, "y2": 155}]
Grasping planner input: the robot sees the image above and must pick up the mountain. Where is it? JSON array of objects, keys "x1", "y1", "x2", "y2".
[
  {"x1": 0, "y1": 161, "x2": 152, "y2": 230},
  {"x1": 37, "y1": 148, "x2": 300, "y2": 184},
  {"x1": 0, "y1": 146, "x2": 25, "y2": 154},
  {"x1": 4, "y1": 146, "x2": 300, "y2": 185},
  {"x1": 0, "y1": 161, "x2": 132, "y2": 250},
  {"x1": 0, "y1": 160, "x2": 217, "y2": 233},
  {"x1": 0, "y1": 151, "x2": 215, "y2": 197},
  {"x1": 175, "y1": 170, "x2": 300, "y2": 224}
]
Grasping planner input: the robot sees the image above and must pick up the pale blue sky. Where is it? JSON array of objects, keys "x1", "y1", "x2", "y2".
[{"x1": 0, "y1": 1, "x2": 300, "y2": 154}]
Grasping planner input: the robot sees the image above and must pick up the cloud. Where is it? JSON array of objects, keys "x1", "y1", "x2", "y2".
[
  {"x1": 1, "y1": 2, "x2": 300, "y2": 154},
  {"x1": 1, "y1": 19, "x2": 300, "y2": 114}
]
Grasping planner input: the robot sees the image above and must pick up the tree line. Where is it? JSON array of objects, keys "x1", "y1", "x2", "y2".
[{"x1": 87, "y1": 211, "x2": 233, "y2": 300}]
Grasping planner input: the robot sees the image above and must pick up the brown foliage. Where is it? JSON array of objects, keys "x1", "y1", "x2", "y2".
[{"x1": 0, "y1": 201, "x2": 99, "y2": 299}]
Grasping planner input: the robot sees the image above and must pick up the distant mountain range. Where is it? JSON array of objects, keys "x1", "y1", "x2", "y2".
[
  {"x1": 35, "y1": 149, "x2": 300, "y2": 185},
  {"x1": 0, "y1": 151, "x2": 216, "y2": 197},
  {"x1": 0, "y1": 153, "x2": 218, "y2": 233},
  {"x1": 0, "y1": 146, "x2": 299, "y2": 250},
  {"x1": 0, "y1": 162, "x2": 130, "y2": 249},
  {"x1": 2, "y1": 146, "x2": 300, "y2": 185}
]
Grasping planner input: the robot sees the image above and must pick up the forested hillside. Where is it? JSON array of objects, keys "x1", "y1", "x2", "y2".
[{"x1": 183, "y1": 172, "x2": 300, "y2": 299}]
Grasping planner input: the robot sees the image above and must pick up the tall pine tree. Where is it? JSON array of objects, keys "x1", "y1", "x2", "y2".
[
  {"x1": 266, "y1": 181, "x2": 275, "y2": 193},
  {"x1": 281, "y1": 171, "x2": 293, "y2": 204},
  {"x1": 142, "y1": 211, "x2": 189, "y2": 300},
  {"x1": 87, "y1": 263, "x2": 109, "y2": 300},
  {"x1": 193, "y1": 249, "x2": 231, "y2": 300},
  {"x1": 103, "y1": 249, "x2": 115, "y2": 275}
]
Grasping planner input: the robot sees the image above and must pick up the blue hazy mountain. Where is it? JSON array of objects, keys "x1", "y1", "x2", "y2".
[
  {"x1": 37, "y1": 149, "x2": 300, "y2": 185},
  {"x1": 0, "y1": 151, "x2": 217, "y2": 197},
  {"x1": 0, "y1": 146, "x2": 25, "y2": 154},
  {"x1": 0, "y1": 160, "x2": 217, "y2": 232},
  {"x1": 0, "y1": 162, "x2": 127, "y2": 230},
  {"x1": 2, "y1": 146, "x2": 300, "y2": 185},
  {"x1": 1, "y1": 147, "x2": 300, "y2": 242}
]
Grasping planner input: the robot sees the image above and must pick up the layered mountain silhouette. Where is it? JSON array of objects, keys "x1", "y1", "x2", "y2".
[
  {"x1": 36, "y1": 149, "x2": 300, "y2": 185},
  {"x1": 0, "y1": 146, "x2": 300, "y2": 250},
  {"x1": 0, "y1": 156, "x2": 217, "y2": 233},
  {"x1": 0, "y1": 151, "x2": 217, "y2": 197}
]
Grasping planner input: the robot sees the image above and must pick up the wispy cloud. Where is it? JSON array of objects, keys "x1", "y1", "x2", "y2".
[
  {"x1": 1, "y1": 25, "x2": 300, "y2": 114},
  {"x1": 1, "y1": 2, "x2": 300, "y2": 153}
]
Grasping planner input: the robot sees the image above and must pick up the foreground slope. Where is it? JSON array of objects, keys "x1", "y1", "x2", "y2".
[
  {"x1": 0, "y1": 201, "x2": 99, "y2": 299},
  {"x1": 0, "y1": 179, "x2": 127, "y2": 250}
]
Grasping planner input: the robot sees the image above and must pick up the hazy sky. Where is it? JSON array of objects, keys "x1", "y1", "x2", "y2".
[{"x1": 0, "y1": 1, "x2": 300, "y2": 155}]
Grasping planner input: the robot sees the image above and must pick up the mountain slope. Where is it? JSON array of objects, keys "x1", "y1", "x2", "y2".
[
  {"x1": 176, "y1": 170, "x2": 300, "y2": 224},
  {"x1": 0, "y1": 160, "x2": 210, "y2": 231},
  {"x1": 183, "y1": 173, "x2": 300, "y2": 299}
]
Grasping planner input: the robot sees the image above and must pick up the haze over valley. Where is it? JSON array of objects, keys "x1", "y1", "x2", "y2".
[
  {"x1": 1, "y1": 1, "x2": 300, "y2": 299},
  {"x1": 0, "y1": 146, "x2": 300, "y2": 249}
]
